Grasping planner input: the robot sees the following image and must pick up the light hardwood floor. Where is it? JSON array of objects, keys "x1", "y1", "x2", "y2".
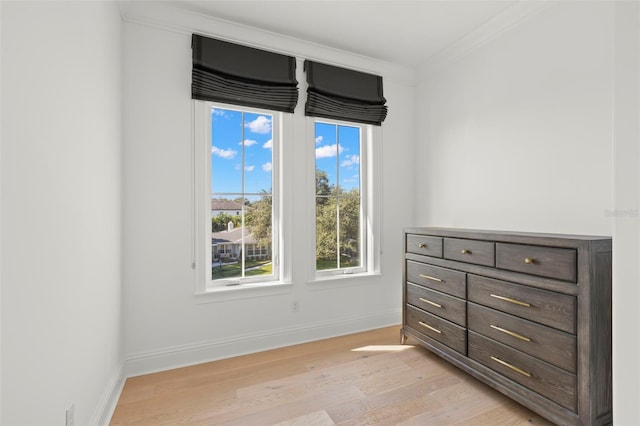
[{"x1": 110, "y1": 326, "x2": 553, "y2": 425}]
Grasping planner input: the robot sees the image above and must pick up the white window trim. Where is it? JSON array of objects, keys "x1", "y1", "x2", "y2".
[
  {"x1": 193, "y1": 101, "x2": 292, "y2": 297},
  {"x1": 307, "y1": 117, "x2": 382, "y2": 283}
]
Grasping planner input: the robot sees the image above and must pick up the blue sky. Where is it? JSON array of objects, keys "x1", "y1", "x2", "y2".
[
  {"x1": 211, "y1": 108, "x2": 273, "y2": 197},
  {"x1": 315, "y1": 122, "x2": 361, "y2": 193},
  {"x1": 210, "y1": 107, "x2": 361, "y2": 198}
]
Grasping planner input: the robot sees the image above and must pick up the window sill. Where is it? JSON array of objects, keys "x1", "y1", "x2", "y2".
[
  {"x1": 307, "y1": 271, "x2": 381, "y2": 289},
  {"x1": 194, "y1": 281, "x2": 293, "y2": 304}
]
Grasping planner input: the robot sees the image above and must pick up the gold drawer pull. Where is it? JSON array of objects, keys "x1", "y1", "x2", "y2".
[
  {"x1": 490, "y1": 325, "x2": 531, "y2": 342},
  {"x1": 490, "y1": 294, "x2": 531, "y2": 307},
  {"x1": 461, "y1": 249, "x2": 471, "y2": 254},
  {"x1": 524, "y1": 257, "x2": 534, "y2": 264},
  {"x1": 419, "y1": 297, "x2": 442, "y2": 308},
  {"x1": 419, "y1": 321, "x2": 442, "y2": 334},
  {"x1": 418, "y1": 243, "x2": 427, "y2": 248},
  {"x1": 419, "y1": 274, "x2": 443, "y2": 283},
  {"x1": 491, "y1": 356, "x2": 532, "y2": 378}
]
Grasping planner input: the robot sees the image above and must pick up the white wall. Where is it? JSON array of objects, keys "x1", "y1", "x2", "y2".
[
  {"x1": 415, "y1": 2, "x2": 612, "y2": 236},
  {"x1": 1, "y1": 2, "x2": 123, "y2": 425},
  {"x1": 612, "y1": 2, "x2": 640, "y2": 424},
  {"x1": 4, "y1": 1, "x2": 633, "y2": 424},
  {"x1": 1, "y1": 2, "x2": 4, "y2": 421},
  {"x1": 121, "y1": 6, "x2": 415, "y2": 375},
  {"x1": 415, "y1": 2, "x2": 639, "y2": 423}
]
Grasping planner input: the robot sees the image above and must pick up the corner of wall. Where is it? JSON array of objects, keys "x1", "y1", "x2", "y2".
[{"x1": 90, "y1": 363, "x2": 126, "y2": 426}]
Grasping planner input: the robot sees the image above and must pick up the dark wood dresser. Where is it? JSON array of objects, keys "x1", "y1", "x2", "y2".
[{"x1": 401, "y1": 227, "x2": 612, "y2": 425}]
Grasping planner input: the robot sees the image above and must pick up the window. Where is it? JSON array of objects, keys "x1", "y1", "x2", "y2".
[
  {"x1": 195, "y1": 105, "x2": 380, "y2": 292},
  {"x1": 314, "y1": 119, "x2": 375, "y2": 277},
  {"x1": 195, "y1": 102, "x2": 281, "y2": 290}
]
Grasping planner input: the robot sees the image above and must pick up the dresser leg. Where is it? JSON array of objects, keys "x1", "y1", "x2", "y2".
[{"x1": 400, "y1": 330, "x2": 407, "y2": 345}]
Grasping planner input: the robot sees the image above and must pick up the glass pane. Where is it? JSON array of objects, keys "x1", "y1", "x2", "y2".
[
  {"x1": 211, "y1": 205, "x2": 243, "y2": 280},
  {"x1": 211, "y1": 196, "x2": 243, "y2": 232},
  {"x1": 315, "y1": 122, "x2": 337, "y2": 189},
  {"x1": 338, "y1": 125, "x2": 360, "y2": 195},
  {"x1": 211, "y1": 108, "x2": 243, "y2": 195},
  {"x1": 243, "y1": 113, "x2": 273, "y2": 196},
  {"x1": 210, "y1": 108, "x2": 275, "y2": 283},
  {"x1": 315, "y1": 122, "x2": 365, "y2": 272},
  {"x1": 316, "y1": 196, "x2": 337, "y2": 270},
  {"x1": 339, "y1": 197, "x2": 361, "y2": 268},
  {"x1": 244, "y1": 194, "x2": 273, "y2": 278}
]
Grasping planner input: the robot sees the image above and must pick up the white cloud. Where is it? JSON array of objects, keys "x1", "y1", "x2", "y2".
[
  {"x1": 211, "y1": 109, "x2": 226, "y2": 117},
  {"x1": 211, "y1": 145, "x2": 236, "y2": 159},
  {"x1": 245, "y1": 115, "x2": 272, "y2": 134},
  {"x1": 343, "y1": 174, "x2": 360, "y2": 184},
  {"x1": 263, "y1": 139, "x2": 272, "y2": 150},
  {"x1": 242, "y1": 139, "x2": 257, "y2": 147},
  {"x1": 315, "y1": 144, "x2": 343, "y2": 159},
  {"x1": 341, "y1": 154, "x2": 360, "y2": 167},
  {"x1": 262, "y1": 162, "x2": 272, "y2": 172},
  {"x1": 315, "y1": 136, "x2": 323, "y2": 144},
  {"x1": 245, "y1": 165, "x2": 255, "y2": 172}
]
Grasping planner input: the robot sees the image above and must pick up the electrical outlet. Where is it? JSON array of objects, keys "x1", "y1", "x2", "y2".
[
  {"x1": 292, "y1": 300, "x2": 299, "y2": 312},
  {"x1": 66, "y1": 403, "x2": 74, "y2": 426}
]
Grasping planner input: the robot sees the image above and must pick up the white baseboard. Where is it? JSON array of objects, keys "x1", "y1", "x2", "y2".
[
  {"x1": 90, "y1": 363, "x2": 126, "y2": 426},
  {"x1": 124, "y1": 310, "x2": 401, "y2": 378}
]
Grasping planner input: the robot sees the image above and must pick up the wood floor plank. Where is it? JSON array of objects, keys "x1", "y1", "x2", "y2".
[
  {"x1": 326, "y1": 372, "x2": 459, "y2": 424},
  {"x1": 110, "y1": 326, "x2": 553, "y2": 426},
  {"x1": 194, "y1": 386, "x2": 365, "y2": 426},
  {"x1": 272, "y1": 410, "x2": 336, "y2": 426},
  {"x1": 236, "y1": 349, "x2": 411, "y2": 399},
  {"x1": 454, "y1": 403, "x2": 552, "y2": 425}
]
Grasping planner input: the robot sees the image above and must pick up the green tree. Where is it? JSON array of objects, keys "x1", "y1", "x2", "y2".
[
  {"x1": 245, "y1": 191, "x2": 272, "y2": 249},
  {"x1": 337, "y1": 190, "x2": 361, "y2": 266},
  {"x1": 316, "y1": 197, "x2": 338, "y2": 262},
  {"x1": 212, "y1": 213, "x2": 241, "y2": 232},
  {"x1": 315, "y1": 188, "x2": 361, "y2": 268},
  {"x1": 315, "y1": 169, "x2": 332, "y2": 205}
]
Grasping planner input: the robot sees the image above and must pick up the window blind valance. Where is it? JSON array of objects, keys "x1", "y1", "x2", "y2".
[
  {"x1": 304, "y1": 60, "x2": 388, "y2": 126},
  {"x1": 191, "y1": 34, "x2": 299, "y2": 113}
]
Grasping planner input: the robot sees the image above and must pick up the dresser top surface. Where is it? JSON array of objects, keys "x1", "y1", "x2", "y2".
[{"x1": 404, "y1": 227, "x2": 611, "y2": 244}]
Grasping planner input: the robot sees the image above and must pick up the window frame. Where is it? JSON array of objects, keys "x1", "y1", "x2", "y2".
[
  {"x1": 309, "y1": 117, "x2": 382, "y2": 281},
  {"x1": 194, "y1": 101, "x2": 286, "y2": 293}
]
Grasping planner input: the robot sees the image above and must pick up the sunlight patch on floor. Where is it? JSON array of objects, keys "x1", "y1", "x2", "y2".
[{"x1": 351, "y1": 345, "x2": 414, "y2": 352}]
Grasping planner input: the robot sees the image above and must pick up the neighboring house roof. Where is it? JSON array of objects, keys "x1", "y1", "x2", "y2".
[
  {"x1": 211, "y1": 200, "x2": 243, "y2": 211},
  {"x1": 212, "y1": 226, "x2": 255, "y2": 245}
]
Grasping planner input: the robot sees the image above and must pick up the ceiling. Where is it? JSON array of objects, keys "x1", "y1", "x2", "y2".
[{"x1": 166, "y1": 0, "x2": 518, "y2": 68}]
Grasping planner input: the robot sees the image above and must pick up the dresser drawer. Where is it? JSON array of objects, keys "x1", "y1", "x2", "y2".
[
  {"x1": 468, "y1": 274, "x2": 576, "y2": 334},
  {"x1": 468, "y1": 303, "x2": 576, "y2": 373},
  {"x1": 469, "y1": 331, "x2": 576, "y2": 411},
  {"x1": 406, "y1": 305, "x2": 466, "y2": 355},
  {"x1": 444, "y1": 238, "x2": 495, "y2": 267},
  {"x1": 496, "y1": 243, "x2": 577, "y2": 282},
  {"x1": 407, "y1": 283, "x2": 466, "y2": 327},
  {"x1": 406, "y1": 260, "x2": 466, "y2": 299},
  {"x1": 406, "y1": 234, "x2": 442, "y2": 257}
]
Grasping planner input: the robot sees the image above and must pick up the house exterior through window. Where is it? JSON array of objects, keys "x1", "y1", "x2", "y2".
[
  {"x1": 196, "y1": 103, "x2": 280, "y2": 288},
  {"x1": 194, "y1": 102, "x2": 380, "y2": 293}
]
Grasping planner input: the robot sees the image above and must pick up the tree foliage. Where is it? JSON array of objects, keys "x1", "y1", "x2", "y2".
[
  {"x1": 245, "y1": 191, "x2": 272, "y2": 249},
  {"x1": 316, "y1": 169, "x2": 332, "y2": 203},
  {"x1": 315, "y1": 169, "x2": 361, "y2": 268},
  {"x1": 212, "y1": 212, "x2": 242, "y2": 232},
  {"x1": 212, "y1": 169, "x2": 360, "y2": 270}
]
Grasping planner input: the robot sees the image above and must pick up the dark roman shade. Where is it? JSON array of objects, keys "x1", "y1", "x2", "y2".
[
  {"x1": 304, "y1": 60, "x2": 388, "y2": 126},
  {"x1": 191, "y1": 34, "x2": 298, "y2": 113}
]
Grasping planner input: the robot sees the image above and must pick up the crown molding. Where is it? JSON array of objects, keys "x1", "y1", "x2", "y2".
[
  {"x1": 118, "y1": 1, "x2": 415, "y2": 85},
  {"x1": 419, "y1": 1, "x2": 553, "y2": 77}
]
